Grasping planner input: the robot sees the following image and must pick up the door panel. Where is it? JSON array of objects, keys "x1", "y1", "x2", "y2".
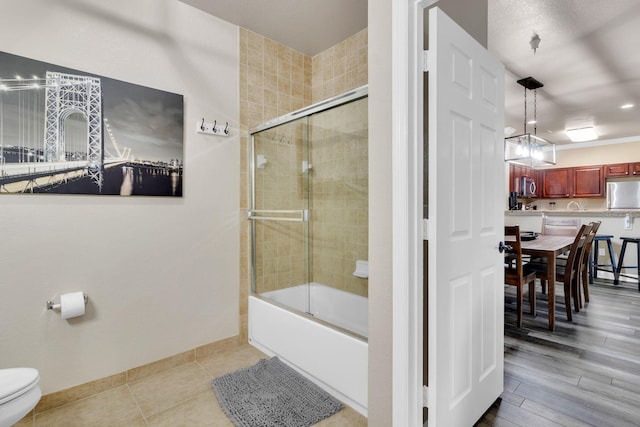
[
  {"x1": 251, "y1": 118, "x2": 310, "y2": 298},
  {"x1": 428, "y1": 7, "x2": 504, "y2": 426}
]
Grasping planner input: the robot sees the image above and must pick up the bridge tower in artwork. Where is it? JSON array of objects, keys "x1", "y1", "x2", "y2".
[{"x1": 44, "y1": 71, "x2": 103, "y2": 187}]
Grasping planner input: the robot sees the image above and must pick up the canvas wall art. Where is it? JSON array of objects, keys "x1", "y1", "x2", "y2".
[{"x1": 0, "y1": 51, "x2": 184, "y2": 196}]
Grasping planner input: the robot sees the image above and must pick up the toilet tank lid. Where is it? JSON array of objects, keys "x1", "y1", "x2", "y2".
[{"x1": 0, "y1": 368, "x2": 40, "y2": 404}]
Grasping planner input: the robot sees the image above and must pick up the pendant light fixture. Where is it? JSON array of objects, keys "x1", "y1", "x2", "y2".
[{"x1": 504, "y1": 77, "x2": 556, "y2": 167}]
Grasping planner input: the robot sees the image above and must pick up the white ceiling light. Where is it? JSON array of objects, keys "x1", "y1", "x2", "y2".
[
  {"x1": 565, "y1": 127, "x2": 598, "y2": 142},
  {"x1": 621, "y1": 103, "x2": 634, "y2": 109},
  {"x1": 504, "y1": 127, "x2": 517, "y2": 136}
]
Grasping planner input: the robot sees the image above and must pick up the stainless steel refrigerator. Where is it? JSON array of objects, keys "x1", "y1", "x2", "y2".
[{"x1": 607, "y1": 181, "x2": 640, "y2": 209}]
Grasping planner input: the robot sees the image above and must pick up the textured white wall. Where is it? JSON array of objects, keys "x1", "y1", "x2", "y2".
[{"x1": 0, "y1": 0, "x2": 239, "y2": 394}]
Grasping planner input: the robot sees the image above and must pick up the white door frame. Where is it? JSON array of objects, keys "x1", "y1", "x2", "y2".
[{"x1": 391, "y1": 0, "x2": 435, "y2": 426}]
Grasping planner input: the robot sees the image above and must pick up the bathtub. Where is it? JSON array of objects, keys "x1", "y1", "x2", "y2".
[{"x1": 248, "y1": 283, "x2": 368, "y2": 416}]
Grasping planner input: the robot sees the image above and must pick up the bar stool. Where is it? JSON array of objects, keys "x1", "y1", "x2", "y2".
[
  {"x1": 589, "y1": 235, "x2": 616, "y2": 283},
  {"x1": 614, "y1": 237, "x2": 640, "y2": 291}
]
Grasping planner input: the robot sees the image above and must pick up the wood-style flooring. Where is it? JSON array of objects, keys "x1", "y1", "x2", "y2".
[{"x1": 476, "y1": 279, "x2": 640, "y2": 427}]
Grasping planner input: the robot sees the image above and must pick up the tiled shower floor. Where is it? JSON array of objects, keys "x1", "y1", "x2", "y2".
[{"x1": 17, "y1": 343, "x2": 367, "y2": 426}]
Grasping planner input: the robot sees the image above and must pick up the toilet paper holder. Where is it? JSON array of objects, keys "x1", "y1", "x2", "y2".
[{"x1": 46, "y1": 293, "x2": 88, "y2": 310}]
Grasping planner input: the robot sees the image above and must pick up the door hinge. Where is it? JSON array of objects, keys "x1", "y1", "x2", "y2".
[
  {"x1": 423, "y1": 218, "x2": 429, "y2": 240},
  {"x1": 422, "y1": 385, "x2": 430, "y2": 407},
  {"x1": 423, "y1": 50, "x2": 431, "y2": 72}
]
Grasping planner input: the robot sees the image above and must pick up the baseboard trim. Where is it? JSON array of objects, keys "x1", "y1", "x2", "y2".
[{"x1": 35, "y1": 335, "x2": 241, "y2": 413}]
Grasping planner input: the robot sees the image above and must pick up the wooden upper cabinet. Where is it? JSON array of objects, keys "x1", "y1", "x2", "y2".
[
  {"x1": 605, "y1": 163, "x2": 629, "y2": 177},
  {"x1": 573, "y1": 166, "x2": 604, "y2": 197},
  {"x1": 542, "y1": 168, "x2": 571, "y2": 198},
  {"x1": 511, "y1": 161, "x2": 637, "y2": 200},
  {"x1": 508, "y1": 164, "x2": 540, "y2": 197},
  {"x1": 508, "y1": 164, "x2": 523, "y2": 194},
  {"x1": 605, "y1": 162, "x2": 640, "y2": 177},
  {"x1": 542, "y1": 166, "x2": 604, "y2": 198}
]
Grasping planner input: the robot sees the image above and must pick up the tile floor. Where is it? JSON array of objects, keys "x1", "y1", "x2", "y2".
[{"x1": 16, "y1": 343, "x2": 367, "y2": 426}]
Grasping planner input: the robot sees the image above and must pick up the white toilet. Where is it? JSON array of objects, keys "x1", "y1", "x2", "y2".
[{"x1": 0, "y1": 368, "x2": 41, "y2": 427}]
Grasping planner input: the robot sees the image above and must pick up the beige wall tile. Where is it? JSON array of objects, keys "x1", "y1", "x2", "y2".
[{"x1": 239, "y1": 28, "x2": 368, "y2": 316}]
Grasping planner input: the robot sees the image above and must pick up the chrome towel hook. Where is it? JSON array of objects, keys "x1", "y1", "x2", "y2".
[{"x1": 196, "y1": 118, "x2": 231, "y2": 137}]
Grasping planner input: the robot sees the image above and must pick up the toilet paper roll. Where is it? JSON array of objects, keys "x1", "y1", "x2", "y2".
[{"x1": 60, "y1": 292, "x2": 86, "y2": 320}]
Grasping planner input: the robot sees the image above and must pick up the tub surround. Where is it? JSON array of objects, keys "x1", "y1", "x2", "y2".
[
  {"x1": 249, "y1": 296, "x2": 368, "y2": 416},
  {"x1": 239, "y1": 28, "x2": 369, "y2": 340},
  {"x1": 261, "y1": 283, "x2": 368, "y2": 338}
]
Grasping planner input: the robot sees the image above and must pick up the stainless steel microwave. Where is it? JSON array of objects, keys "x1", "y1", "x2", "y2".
[{"x1": 520, "y1": 176, "x2": 537, "y2": 197}]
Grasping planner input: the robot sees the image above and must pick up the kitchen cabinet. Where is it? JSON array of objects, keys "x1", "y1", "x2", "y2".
[
  {"x1": 573, "y1": 166, "x2": 604, "y2": 197},
  {"x1": 604, "y1": 162, "x2": 640, "y2": 177},
  {"x1": 605, "y1": 163, "x2": 629, "y2": 177},
  {"x1": 509, "y1": 164, "x2": 540, "y2": 197},
  {"x1": 509, "y1": 164, "x2": 525, "y2": 194},
  {"x1": 542, "y1": 168, "x2": 571, "y2": 198},
  {"x1": 541, "y1": 166, "x2": 604, "y2": 198}
]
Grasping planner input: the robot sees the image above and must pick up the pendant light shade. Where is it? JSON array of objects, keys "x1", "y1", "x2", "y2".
[
  {"x1": 504, "y1": 133, "x2": 556, "y2": 167},
  {"x1": 504, "y1": 77, "x2": 556, "y2": 167}
]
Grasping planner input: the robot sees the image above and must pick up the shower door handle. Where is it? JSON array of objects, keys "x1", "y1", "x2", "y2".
[{"x1": 247, "y1": 209, "x2": 309, "y2": 222}]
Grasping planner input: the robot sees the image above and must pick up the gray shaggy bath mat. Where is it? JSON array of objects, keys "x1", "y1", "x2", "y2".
[{"x1": 211, "y1": 357, "x2": 343, "y2": 427}]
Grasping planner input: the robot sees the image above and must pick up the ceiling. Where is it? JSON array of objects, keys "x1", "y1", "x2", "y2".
[
  {"x1": 181, "y1": 0, "x2": 640, "y2": 146},
  {"x1": 179, "y1": 0, "x2": 367, "y2": 56},
  {"x1": 490, "y1": 0, "x2": 640, "y2": 145}
]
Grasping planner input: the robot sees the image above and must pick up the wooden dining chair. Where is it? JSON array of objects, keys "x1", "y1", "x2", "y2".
[
  {"x1": 526, "y1": 223, "x2": 592, "y2": 322},
  {"x1": 504, "y1": 226, "x2": 537, "y2": 327},
  {"x1": 536, "y1": 217, "x2": 582, "y2": 295},
  {"x1": 576, "y1": 221, "x2": 601, "y2": 308},
  {"x1": 544, "y1": 220, "x2": 601, "y2": 311}
]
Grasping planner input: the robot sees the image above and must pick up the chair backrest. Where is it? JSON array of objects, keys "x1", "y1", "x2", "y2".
[
  {"x1": 579, "y1": 221, "x2": 601, "y2": 271},
  {"x1": 562, "y1": 223, "x2": 593, "y2": 283},
  {"x1": 504, "y1": 225, "x2": 524, "y2": 283},
  {"x1": 541, "y1": 217, "x2": 582, "y2": 236}
]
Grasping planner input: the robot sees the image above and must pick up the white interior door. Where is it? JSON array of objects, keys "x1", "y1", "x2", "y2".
[{"x1": 427, "y1": 7, "x2": 505, "y2": 426}]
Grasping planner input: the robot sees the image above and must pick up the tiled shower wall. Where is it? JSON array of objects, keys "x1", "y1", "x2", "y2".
[
  {"x1": 310, "y1": 98, "x2": 368, "y2": 297},
  {"x1": 251, "y1": 122, "x2": 309, "y2": 296},
  {"x1": 239, "y1": 28, "x2": 368, "y2": 335},
  {"x1": 311, "y1": 29, "x2": 368, "y2": 103}
]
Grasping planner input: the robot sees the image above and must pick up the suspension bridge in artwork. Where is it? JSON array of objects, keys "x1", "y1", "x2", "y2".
[{"x1": 0, "y1": 71, "x2": 142, "y2": 193}]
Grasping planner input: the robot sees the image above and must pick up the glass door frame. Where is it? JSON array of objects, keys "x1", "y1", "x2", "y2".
[{"x1": 249, "y1": 85, "x2": 369, "y2": 295}]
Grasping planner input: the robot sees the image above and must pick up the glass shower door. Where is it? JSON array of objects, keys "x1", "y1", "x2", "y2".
[{"x1": 249, "y1": 117, "x2": 311, "y2": 313}]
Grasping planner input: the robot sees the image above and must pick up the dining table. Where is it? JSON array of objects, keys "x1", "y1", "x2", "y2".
[{"x1": 520, "y1": 234, "x2": 576, "y2": 331}]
